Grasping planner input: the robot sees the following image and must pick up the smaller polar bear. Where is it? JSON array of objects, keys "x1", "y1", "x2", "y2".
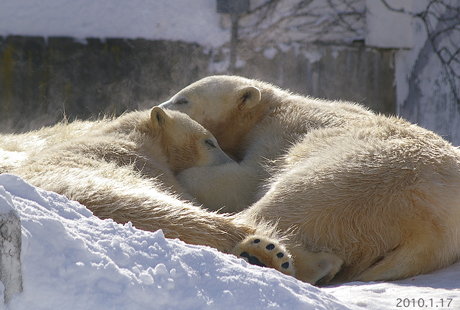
[
  {"x1": 4, "y1": 107, "x2": 294, "y2": 277},
  {"x1": 160, "y1": 75, "x2": 460, "y2": 284},
  {"x1": 0, "y1": 119, "x2": 107, "y2": 172}
]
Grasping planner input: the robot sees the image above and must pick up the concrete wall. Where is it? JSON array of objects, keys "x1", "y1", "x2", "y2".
[
  {"x1": 0, "y1": 36, "x2": 396, "y2": 132},
  {"x1": 236, "y1": 44, "x2": 395, "y2": 114},
  {"x1": 394, "y1": 3, "x2": 460, "y2": 146},
  {"x1": 365, "y1": 0, "x2": 460, "y2": 145},
  {"x1": 0, "y1": 36, "x2": 211, "y2": 132}
]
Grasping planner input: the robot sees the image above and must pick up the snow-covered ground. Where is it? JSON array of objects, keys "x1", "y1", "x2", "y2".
[{"x1": 0, "y1": 174, "x2": 459, "y2": 310}]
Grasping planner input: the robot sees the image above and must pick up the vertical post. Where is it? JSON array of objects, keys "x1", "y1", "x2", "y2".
[{"x1": 0, "y1": 209, "x2": 23, "y2": 304}]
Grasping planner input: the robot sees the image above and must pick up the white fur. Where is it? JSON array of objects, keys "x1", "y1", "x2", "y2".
[
  {"x1": 1, "y1": 107, "x2": 294, "y2": 277},
  {"x1": 161, "y1": 75, "x2": 460, "y2": 284}
]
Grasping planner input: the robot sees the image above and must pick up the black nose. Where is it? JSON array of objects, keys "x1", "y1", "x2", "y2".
[{"x1": 240, "y1": 252, "x2": 266, "y2": 267}]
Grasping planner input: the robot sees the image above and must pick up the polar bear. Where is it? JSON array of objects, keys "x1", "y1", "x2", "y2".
[
  {"x1": 160, "y1": 75, "x2": 460, "y2": 284},
  {"x1": 3, "y1": 107, "x2": 294, "y2": 277},
  {"x1": 0, "y1": 119, "x2": 107, "y2": 172},
  {"x1": 160, "y1": 75, "x2": 375, "y2": 211}
]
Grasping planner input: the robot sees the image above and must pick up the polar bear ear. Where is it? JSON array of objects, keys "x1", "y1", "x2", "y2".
[
  {"x1": 236, "y1": 86, "x2": 261, "y2": 110},
  {"x1": 151, "y1": 106, "x2": 172, "y2": 129}
]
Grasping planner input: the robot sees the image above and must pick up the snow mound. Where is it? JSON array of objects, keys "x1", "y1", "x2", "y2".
[
  {"x1": 0, "y1": 174, "x2": 350, "y2": 310},
  {"x1": 0, "y1": 174, "x2": 459, "y2": 309}
]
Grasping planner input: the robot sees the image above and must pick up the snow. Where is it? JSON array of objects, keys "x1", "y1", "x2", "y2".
[
  {"x1": 365, "y1": 0, "x2": 414, "y2": 48},
  {"x1": 0, "y1": 174, "x2": 459, "y2": 310},
  {"x1": 0, "y1": 0, "x2": 365, "y2": 47},
  {"x1": 263, "y1": 47, "x2": 278, "y2": 60},
  {"x1": 0, "y1": 0, "x2": 228, "y2": 48},
  {"x1": 0, "y1": 174, "x2": 350, "y2": 310}
]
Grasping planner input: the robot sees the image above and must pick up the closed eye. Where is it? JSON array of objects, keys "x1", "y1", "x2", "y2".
[
  {"x1": 175, "y1": 98, "x2": 189, "y2": 105},
  {"x1": 205, "y1": 139, "x2": 216, "y2": 149}
]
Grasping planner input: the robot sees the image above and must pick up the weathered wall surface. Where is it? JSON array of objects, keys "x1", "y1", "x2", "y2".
[
  {"x1": 366, "y1": 0, "x2": 460, "y2": 146},
  {"x1": 392, "y1": 3, "x2": 460, "y2": 146},
  {"x1": 0, "y1": 36, "x2": 210, "y2": 132},
  {"x1": 0, "y1": 36, "x2": 396, "y2": 132},
  {"x1": 236, "y1": 44, "x2": 395, "y2": 114}
]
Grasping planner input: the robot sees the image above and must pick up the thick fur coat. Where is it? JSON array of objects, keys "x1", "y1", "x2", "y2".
[
  {"x1": 160, "y1": 75, "x2": 460, "y2": 284},
  {"x1": 1, "y1": 107, "x2": 294, "y2": 277}
]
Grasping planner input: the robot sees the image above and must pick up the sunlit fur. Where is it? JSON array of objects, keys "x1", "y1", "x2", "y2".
[
  {"x1": 161, "y1": 75, "x2": 460, "y2": 284},
  {"x1": 0, "y1": 118, "x2": 107, "y2": 172},
  {"x1": 2, "y1": 107, "x2": 294, "y2": 277},
  {"x1": 162, "y1": 75, "x2": 375, "y2": 211}
]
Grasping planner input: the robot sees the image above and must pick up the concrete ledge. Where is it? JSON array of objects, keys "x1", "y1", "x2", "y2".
[
  {"x1": 0, "y1": 188, "x2": 23, "y2": 304},
  {"x1": 365, "y1": 0, "x2": 414, "y2": 48}
]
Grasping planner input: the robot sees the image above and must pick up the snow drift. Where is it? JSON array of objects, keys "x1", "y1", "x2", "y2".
[{"x1": 0, "y1": 174, "x2": 458, "y2": 309}]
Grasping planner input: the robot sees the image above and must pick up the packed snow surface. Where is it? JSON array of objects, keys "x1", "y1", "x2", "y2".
[
  {"x1": 0, "y1": 0, "x2": 228, "y2": 47},
  {"x1": 0, "y1": 174, "x2": 459, "y2": 309}
]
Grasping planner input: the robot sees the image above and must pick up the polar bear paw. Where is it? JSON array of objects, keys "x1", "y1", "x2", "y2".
[{"x1": 232, "y1": 236, "x2": 295, "y2": 276}]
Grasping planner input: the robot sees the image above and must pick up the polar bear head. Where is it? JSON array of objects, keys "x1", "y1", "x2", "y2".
[
  {"x1": 150, "y1": 107, "x2": 234, "y2": 173},
  {"x1": 159, "y1": 76, "x2": 263, "y2": 159}
]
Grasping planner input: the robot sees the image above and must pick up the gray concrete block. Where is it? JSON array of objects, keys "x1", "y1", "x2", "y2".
[{"x1": 0, "y1": 208, "x2": 23, "y2": 304}]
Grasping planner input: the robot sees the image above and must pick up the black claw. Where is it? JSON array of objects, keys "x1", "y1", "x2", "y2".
[
  {"x1": 240, "y1": 252, "x2": 250, "y2": 259},
  {"x1": 239, "y1": 252, "x2": 266, "y2": 267},
  {"x1": 248, "y1": 255, "x2": 266, "y2": 267},
  {"x1": 281, "y1": 262, "x2": 290, "y2": 269},
  {"x1": 266, "y1": 244, "x2": 275, "y2": 250},
  {"x1": 276, "y1": 252, "x2": 284, "y2": 258}
]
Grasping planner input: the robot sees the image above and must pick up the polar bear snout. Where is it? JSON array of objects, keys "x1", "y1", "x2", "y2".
[{"x1": 158, "y1": 100, "x2": 172, "y2": 109}]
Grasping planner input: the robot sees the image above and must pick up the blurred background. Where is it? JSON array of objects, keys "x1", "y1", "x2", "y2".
[{"x1": 0, "y1": 0, "x2": 459, "y2": 144}]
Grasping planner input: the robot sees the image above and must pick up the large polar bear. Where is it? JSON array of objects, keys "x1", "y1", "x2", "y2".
[
  {"x1": 160, "y1": 75, "x2": 375, "y2": 211},
  {"x1": 2, "y1": 107, "x2": 294, "y2": 277},
  {"x1": 160, "y1": 75, "x2": 460, "y2": 284}
]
